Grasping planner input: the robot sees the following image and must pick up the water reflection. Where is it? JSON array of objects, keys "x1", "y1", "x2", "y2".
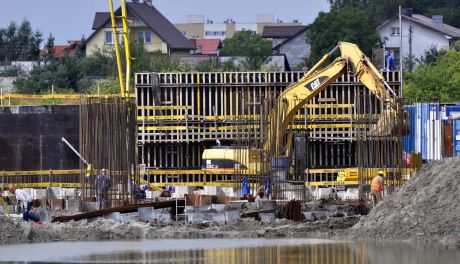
[{"x1": 77, "y1": 240, "x2": 460, "y2": 264}]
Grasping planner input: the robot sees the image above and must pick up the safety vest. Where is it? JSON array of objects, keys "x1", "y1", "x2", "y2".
[{"x1": 371, "y1": 176, "x2": 383, "y2": 192}]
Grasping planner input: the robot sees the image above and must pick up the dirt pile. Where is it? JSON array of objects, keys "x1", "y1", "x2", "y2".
[{"x1": 350, "y1": 157, "x2": 460, "y2": 249}]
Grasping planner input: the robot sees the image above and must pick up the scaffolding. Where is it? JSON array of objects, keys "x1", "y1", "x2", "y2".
[{"x1": 135, "y1": 71, "x2": 405, "y2": 200}]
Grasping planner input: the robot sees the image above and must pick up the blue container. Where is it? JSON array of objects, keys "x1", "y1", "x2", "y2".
[
  {"x1": 403, "y1": 105, "x2": 416, "y2": 153},
  {"x1": 453, "y1": 119, "x2": 460, "y2": 157}
]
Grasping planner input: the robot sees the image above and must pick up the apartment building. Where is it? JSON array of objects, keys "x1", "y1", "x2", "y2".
[{"x1": 175, "y1": 14, "x2": 302, "y2": 40}]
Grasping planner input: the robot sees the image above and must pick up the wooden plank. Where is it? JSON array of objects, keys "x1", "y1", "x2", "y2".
[{"x1": 52, "y1": 199, "x2": 185, "y2": 223}]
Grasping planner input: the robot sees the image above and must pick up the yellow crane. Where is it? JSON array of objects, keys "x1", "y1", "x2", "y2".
[
  {"x1": 108, "y1": 0, "x2": 131, "y2": 98},
  {"x1": 202, "y1": 42, "x2": 403, "y2": 178}
]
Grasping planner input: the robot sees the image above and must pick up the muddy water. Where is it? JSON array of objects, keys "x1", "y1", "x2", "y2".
[{"x1": 0, "y1": 239, "x2": 459, "y2": 263}]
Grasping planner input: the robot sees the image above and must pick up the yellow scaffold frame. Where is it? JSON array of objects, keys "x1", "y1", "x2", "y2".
[{"x1": 108, "y1": 0, "x2": 131, "y2": 98}]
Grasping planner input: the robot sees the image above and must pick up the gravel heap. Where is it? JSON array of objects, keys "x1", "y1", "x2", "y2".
[{"x1": 350, "y1": 157, "x2": 460, "y2": 249}]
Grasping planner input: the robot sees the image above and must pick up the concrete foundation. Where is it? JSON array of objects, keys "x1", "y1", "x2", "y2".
[
  {"x1": 260, "y1": 212, "x2": 277, "y2": 223},
  {"x1": 82, "y1": 202, "x2": 99, "y2": 211},
  {"x1": 65, "y1": 199, "x2": 81, "y2": 212},
  {"x1": 104, "y1": 212, "x2": 121, "y2": 221},
  {"x1": 138, "y1": 207, "x2": 156, "y2": 222}
]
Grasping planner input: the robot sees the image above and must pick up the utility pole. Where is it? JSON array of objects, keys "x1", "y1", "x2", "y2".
[{"x1": 399, "y1": 6, "x2": 403, "y2": 97}]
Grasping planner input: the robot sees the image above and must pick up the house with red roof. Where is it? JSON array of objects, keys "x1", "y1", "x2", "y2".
[
  {"x1": 190, "y1": 39, "x2": 222, "y2": 55},
  {"x1": 41, "y1": 40, "x2": 81, "y2": 59}
]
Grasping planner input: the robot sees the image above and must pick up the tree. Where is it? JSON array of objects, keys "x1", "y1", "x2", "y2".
[
  {"x1": 43, "y1": 33, "x2": 55, "y2": 62},
  {"x1": 329, "y1": 0, "x2": 460, "y2": 26},
  {"x1": 306, "y1": 7, "x2": 381, "y2": 66},
  {"x1": 418, "y1": 45, "x2": 448, "y2": 65},
  {"x1": 0, "y1": 19, "x2": 43, "y2": 62},
  {"x1": 405, "y1": 50, "x2": 460, "y2": 102},
  {"x1": 221, "y1": 30, "x2": 272, "y2": 70}
]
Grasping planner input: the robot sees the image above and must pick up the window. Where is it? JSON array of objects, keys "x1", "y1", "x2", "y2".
[
  {"x1": 105, "y1": 31, "x2": 122, "y2": 44},
  {"x1": 136, "y1": 31, "x2": 152, "y2": 44},
  {"x1": 390, "y1": 27, "x2": 400, "y2": 36},
  {"x1": 205, "y1": 31, "x2": 226, "y2": 36},
  {"x1": 105, "y1": 31, "x2": 113, "y2": 44}
]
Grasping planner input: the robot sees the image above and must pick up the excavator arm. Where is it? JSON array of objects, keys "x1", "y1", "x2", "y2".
[
  {"x1": 266, "y1": 58, "x2": 347, "y2": 156},
  {"x1": 266, "y1": 42, "x2": 398, "y2": 157}
]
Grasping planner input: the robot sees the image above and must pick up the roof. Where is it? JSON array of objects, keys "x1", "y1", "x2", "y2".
[
  {"x1": 86, "y1": 2, "x2": 195, "y2": 50},
  {"x1": 41, "y1": 40, "x2": 80, "y2": 58},
  {"x1": 92, "y1": 12, "x2": 110, "y2": 30},
  {"x1": 126, "y1": 2, "x2": 195, "y2": 50},
  {"x1": 262, "y1": 25, "x2": 308, "y2": 38},
  {"x1": 378, "y1": 14, "x2": 460, "y2": 38},
  {"x1": 190, "y1": 39, "x2": 222, "y2": 55}
]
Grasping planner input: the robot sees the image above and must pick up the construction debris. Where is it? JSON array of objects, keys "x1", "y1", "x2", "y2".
[{"x1": 52, "y1": 199, "x2": 184, "y2": 223}]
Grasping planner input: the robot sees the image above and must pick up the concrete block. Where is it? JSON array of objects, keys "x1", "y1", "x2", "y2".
[
  {"x1": 82, "y1": 202, "x2": 99, "y2": 211},
  {"x1": 32, "y1": 189, "x2": 47, "y2": 199},
  {"x1": 208, "y1": 212, "x2": 226, "y2": 224},
  {"x1": 138, "y1": 207, "x2": 156, "y2": 222},
  {"x1": 260, "y1": 212, "x2": 277, "y2": 223},
  {"x1": 186, "y1": 212, "x2": 206, "y2": 224},
  {"x1": 156, "y1": 213, "x2": 171, "y2": 223},
  {"x1": 65, "y1": 199, "x2": 81, "y2": 212},
  {"x1": 227, "y1": 201, "x2": 245, "y2": 210},
  {"x1": 211, "y1": 204, "x2": 226, "y2": 212},
  {"x1": 192, "y1": 205, "x2": 211, "y2": 213},
  {"x1": 87, "y1": 216, "x2": 102, "y2": 223},
  {"x1": 204, "y1": 186, "x2": 217, "y2": 196},
  {"x1": 60, "y1": 188, "x2": 77, "y2": 199},
  {"x1": 337, "y1": 188, "x2": 359, "y2": 200},
  {"x1": 217, "y1": 187, "x2": 236, "y2": 197},
  {"x1": 49, "y1": 199, "x2": 64, "y2": 210},
  {"x1": 104, "y1": 212, "x2": 121, "y2": 221},
  {"x1": 120, "y1": 213, "x2": 137, "y2": 223},
  {"x1": 48, "y1": 187, "x2": 63, "y2": 199},
  {"x1": 225, "y1": 210, "x2": 240, "y2": 224},
  {"x1": 313, "y1": 187, "x2": 337, "y2": 200}
]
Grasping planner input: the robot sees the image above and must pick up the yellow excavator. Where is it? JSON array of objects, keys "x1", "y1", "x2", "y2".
[{"x1": 202, "y1": 42, "x2": 402, "y2": 178}]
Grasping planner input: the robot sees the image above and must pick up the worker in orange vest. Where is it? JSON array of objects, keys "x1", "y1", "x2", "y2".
[{"x1": 371, "y1": 170, "x2": 385, "y2": 206}]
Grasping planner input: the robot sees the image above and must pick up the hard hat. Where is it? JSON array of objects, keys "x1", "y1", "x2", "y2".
[
  {"x1": 167, "y1": 185, "x2": 173, "y2": 192},
  {"x1": 384, "y1": 50, "x2": 390, "y2": 56},
  {"x1": 8, "y1": 185, "x2": 15, "y2": 194},
  {"x1": 377, "y1": 170, "x2": 385, "y2": 175}
]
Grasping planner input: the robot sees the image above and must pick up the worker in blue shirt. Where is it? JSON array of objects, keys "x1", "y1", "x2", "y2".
[{"x1": 385, "y1": 50, "x2": 395, "y2": 71}]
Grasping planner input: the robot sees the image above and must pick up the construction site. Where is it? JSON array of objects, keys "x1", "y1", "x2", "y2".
[{"x1": 1, "y1": 0, "x2": 460, "y2": 263}]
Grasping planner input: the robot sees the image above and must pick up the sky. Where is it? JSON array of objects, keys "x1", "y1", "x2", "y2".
[{"x1": 0, "y1": 0, "x2": 330, "y2": 45}]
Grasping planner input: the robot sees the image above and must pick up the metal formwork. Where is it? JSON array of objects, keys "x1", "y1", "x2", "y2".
[{"x1": 135, "y1": 71, "x2": 403, "y2": 189}]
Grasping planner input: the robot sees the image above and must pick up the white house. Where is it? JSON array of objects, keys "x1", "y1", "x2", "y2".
[{"x1": 377, "y1": 9, "x2": 460, "y2": 68}]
